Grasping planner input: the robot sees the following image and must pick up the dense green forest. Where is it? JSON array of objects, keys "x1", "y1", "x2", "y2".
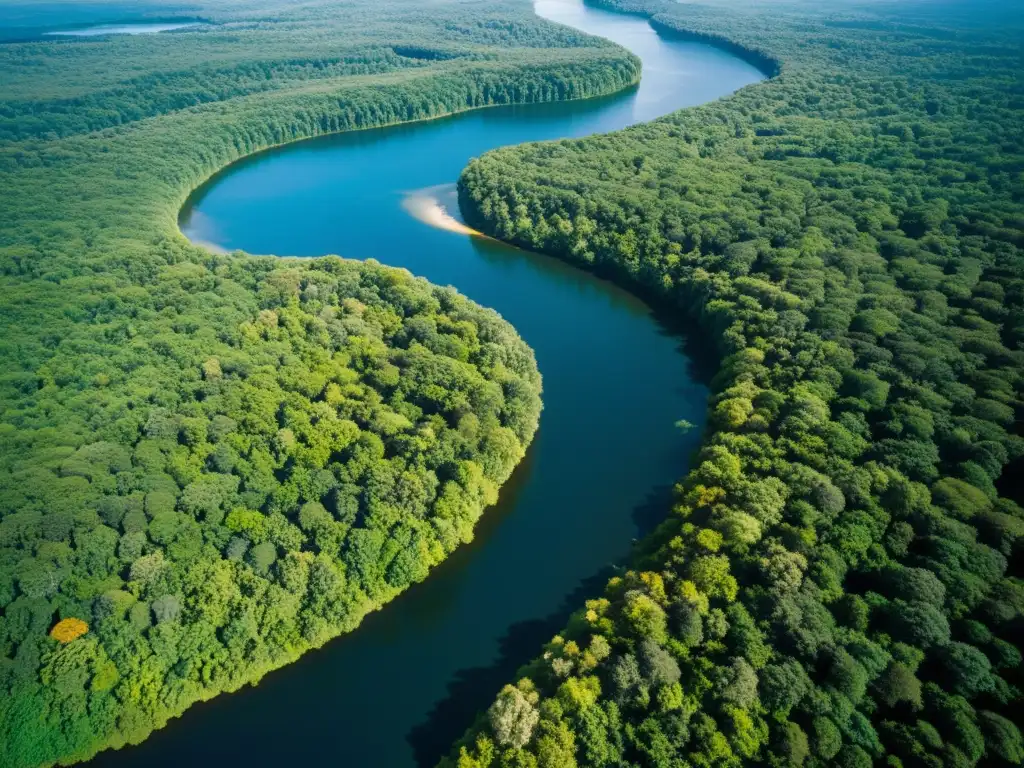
[
  {"x1": 0, "y1": 1, "x2": 646, "y2": 765},
  {"x1": 444, "y1": 0, "x2": 1024, "y2": 766}
]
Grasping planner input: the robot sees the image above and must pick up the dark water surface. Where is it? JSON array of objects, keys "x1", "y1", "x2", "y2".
[{"x1": 95, "y1": 2, "x2": 763, "y2": 766}]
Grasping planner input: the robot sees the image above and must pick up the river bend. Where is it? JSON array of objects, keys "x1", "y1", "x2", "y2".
[{"x1": 94, "y1": 2, "x2": 764, "y2": 765}]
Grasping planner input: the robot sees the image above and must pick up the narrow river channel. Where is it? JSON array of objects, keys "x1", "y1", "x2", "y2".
[{"x1": 92, "y1": 2, "x2": 764, "y2": 765}]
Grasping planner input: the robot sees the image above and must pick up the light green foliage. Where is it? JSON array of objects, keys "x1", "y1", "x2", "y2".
[
  {"x1": 621, "y1": 591, "x2": 669, "y2": 643},
  {"x1": 488, "y1": 684, "x2": 540, "y2": 749}
]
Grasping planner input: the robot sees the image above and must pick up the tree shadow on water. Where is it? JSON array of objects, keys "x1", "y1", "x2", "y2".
[
  {"x1": 407, "y1": 483, "x2": 676, "y2": 766},
  {"x1": 631, "y1": 482, "x2": 676, "y2": 539},
  {"x1": 406, "y1": 565, "x2": 619, "y2": 766}
]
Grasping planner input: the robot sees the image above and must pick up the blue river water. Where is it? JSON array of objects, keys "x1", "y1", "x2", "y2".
[{"x1": 94, "y1": 2, "x2": 764, "y2": 766}]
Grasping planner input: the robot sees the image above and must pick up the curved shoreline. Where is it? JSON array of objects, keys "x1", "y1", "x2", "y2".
[
  {"x1": 174, "y1": 3, "x2": 778, "y2": 242},
  {"x1": 174, "y1": 64, "x2": 643, "y2": 238},
  {"x1": 100, "y1": 3, "x2": 769, "y2": 767}
]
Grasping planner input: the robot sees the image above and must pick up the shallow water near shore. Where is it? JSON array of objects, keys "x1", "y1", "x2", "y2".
[{"x1": 92, "y1": 2, "x2": 764, "y2": 766}]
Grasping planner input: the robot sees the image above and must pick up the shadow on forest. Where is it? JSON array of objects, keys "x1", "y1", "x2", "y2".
[{"x1": 407, "y1": 483, "x2": 675, "y2": 766}]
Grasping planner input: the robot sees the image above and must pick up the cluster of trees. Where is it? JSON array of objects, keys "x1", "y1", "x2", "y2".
[
  {"x1": 0, "y1": 0, "x2": 651, "y2": 763},
  {"x1": 0, "y1": 0, "x2": 640, "y2": 142},
  {"x1": 0, "y1": 50, "x2": 436, "y2": 141},
  {"x1": 0, "y1": 254, "x2": 542, "y2": 766},
  {"x1": 0, "y1": 50, "x2": 639, "y2": 143},
  {"x1": 444, "y1": 0, "x2": 1024, "y2": 766}
]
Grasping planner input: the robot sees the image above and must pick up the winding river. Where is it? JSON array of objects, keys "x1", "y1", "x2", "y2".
[{"x1": 92, "y1": 2, "x2": 764, "y2": 766}]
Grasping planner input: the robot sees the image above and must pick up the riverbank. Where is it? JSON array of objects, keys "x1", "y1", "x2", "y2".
[{"x1": 127, "y1": 2, "x2": 763, "y2": 766}]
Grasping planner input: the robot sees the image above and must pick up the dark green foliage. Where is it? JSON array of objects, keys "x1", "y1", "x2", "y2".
[
  {"x1": 887, "y1": 600, "x2": 952, "y2": 649},
  {"x1": 441, "y1": 0, "x2": 1024, "y2": 765},
  {"x1": 873, "y1": 663, "x2": 923, "y2": 711},
  {"x1": 980, "y1": 712, "x2": 1024, "y2": 765},
  {"x1": 776, "y1": 721, "x2": 810, "y2": 767},
  {"x1": 939, "y1": 643, "x2": 995, "y2": 698}
]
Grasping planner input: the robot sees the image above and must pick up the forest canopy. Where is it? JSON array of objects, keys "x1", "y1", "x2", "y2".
[
  {"x1": 0, "y1": 0, "x2": 648, "y2": 763},
  {"x1": 2, "y1": 0, "x2": 1023, "y2": 765},
  {"x1": 443, "y1": 0, "x2": 1024, "y2": 766}
]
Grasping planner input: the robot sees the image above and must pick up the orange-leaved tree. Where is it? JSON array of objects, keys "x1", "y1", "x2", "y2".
[{"x1": 50, "y1": 618, "x2": 88, "y2": 644}]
